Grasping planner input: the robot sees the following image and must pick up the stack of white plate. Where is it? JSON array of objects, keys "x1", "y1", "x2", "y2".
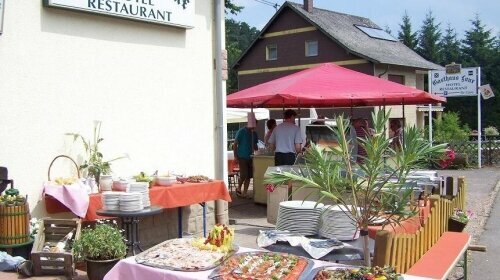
[
  {"x1": 101, "y1": 191, "x2": 120, "y2": 210},
  {"x1": 319, "y1": 205, "x2": 360, "y2": 241},
  {"x1": 119, "y1": 192, "x2": 144, "y2": 211},
  {"x1": 275, "y1": 200, "x2": 324, "y2": 236},
  {"x1": 128, "y1": 182, "x2": 150, "y2": 208}
]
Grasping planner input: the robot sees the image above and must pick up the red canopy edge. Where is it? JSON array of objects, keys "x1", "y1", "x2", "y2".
[{"x1": 227, "y1": 63, "x2": 446, "y2": 108}]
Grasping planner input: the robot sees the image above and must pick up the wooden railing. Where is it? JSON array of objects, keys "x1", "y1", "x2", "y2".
[{"x1": 373, "y1": 177, "x2": 466, "y2": 273}]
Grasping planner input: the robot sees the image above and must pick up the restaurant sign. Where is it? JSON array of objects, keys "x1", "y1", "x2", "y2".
[
  {"x1": 43, "y1": 0, "x2": 194, "y2": 28},
  {"x1": 429, "y1": 67, "x2": 479, "y2": 97}
]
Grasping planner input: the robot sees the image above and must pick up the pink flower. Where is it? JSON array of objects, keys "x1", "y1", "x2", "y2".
[{"x1": 265, "y1": 184, "x2": 275, "y2": 193}]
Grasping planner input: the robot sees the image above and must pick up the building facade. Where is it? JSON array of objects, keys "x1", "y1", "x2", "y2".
[
  {"x1": 233, "y1": 1, "x2": 442, "y2": 127},
  {"x1": 0, "y1": 0, "x2": 227, "y2": 241}
]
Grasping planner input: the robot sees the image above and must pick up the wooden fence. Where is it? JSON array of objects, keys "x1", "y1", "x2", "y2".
[
  {"x1": 373, "y1": 177, "x2": 466, "y2": 273},
  {"x1": 447, "y1": 137, "x2": 500, "y2": 166}
]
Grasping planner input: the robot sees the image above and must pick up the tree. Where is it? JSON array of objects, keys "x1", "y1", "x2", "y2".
[
  {"x1": 433, "y1": 112, "x2": 470, "y2": 142},
  {"x1": 397, "y1": 11, "x2": 418, "y2": 50},
  {"x1": 439, "y1": 24, "x2": 461, "y2": 65},
  {"x1": 225, "y1": 0, "x2": 243, "y2": 15},
  {"x1": 417, "y1": 11, "x2": 442, "y2": 63},
  {"x1": 461, "y1": 14, "x2": 495, "y2": 67},
  {"x1": 226, "y1": 19, "x2": 260, "y2": 93}
]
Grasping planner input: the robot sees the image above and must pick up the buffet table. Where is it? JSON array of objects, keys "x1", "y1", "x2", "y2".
[
  {"x1": 45, "y1": 181, "x2": 231, "y2": 237},
  {"x1": 104, "y1": 246, "x2": 430, "y2": 280}
]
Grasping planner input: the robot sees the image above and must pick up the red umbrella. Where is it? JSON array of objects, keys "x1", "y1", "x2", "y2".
[{"x1": 227, "y1": 63, "x2": 446, "y2": 108}]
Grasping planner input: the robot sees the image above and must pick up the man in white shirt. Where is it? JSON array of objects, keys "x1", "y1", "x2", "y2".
[{"x1": 268, "y1": 109, "x2": 303, "y2": 166}]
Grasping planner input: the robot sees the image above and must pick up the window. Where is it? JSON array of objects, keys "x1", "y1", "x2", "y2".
[
  {"x1": 266, "y1": 44, "x2": 277, "y2": 61},
  {"x1": 355, "y1": 25, "x2": 397, "y2": 41},
  {"x1": 305, "y1": 40, "x2": 318, "y2": 57},
  {"x1": 388, "y1": 74, "x2": 405, "y2": 85}
]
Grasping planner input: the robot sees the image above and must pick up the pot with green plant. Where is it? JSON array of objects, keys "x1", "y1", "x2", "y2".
[
  {"x1": 265, "y1": 110, "x2": 445, "y2": 266},
  {"x1": 72, "y1": 220, "x2": 126, "y2": 280},
  {"x1": 66, "y1": 121, "x2": 127, "y2": 191},
  {"x1": 448, "y1": 208, "x2": 471, "y2": 232}
]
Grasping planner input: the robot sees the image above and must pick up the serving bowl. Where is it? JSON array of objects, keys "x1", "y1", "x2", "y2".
[{"x1": 156, "y1": 176, "x2": 177, "y2": 186}]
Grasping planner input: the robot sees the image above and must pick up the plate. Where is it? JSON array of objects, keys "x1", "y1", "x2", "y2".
[
  {"x1": 209, "y1": 251, "x2": 314, "y2": 280},
  {"x1": 135, "y1": 238, "x2": 238, "y2": 272}
]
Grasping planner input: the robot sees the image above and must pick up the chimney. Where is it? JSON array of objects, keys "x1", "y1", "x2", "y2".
[{"x1": 304, "y1": 0, "x2": 313, "y2": 12}]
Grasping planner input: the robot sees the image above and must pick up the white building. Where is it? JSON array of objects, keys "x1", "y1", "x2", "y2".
[{"x1": 0, "y1": 0, "x2": 227, "y2": 239}]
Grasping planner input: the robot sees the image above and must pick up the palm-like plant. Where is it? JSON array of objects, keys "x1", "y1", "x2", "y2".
[{"x1": 265, "y1": 110, "x2": 445, "y2": 266}]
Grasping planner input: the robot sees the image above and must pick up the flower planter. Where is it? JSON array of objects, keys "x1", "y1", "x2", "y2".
[
  {"x1": 86, "y1": 258, "x2": 120, "y2": 280},
  {"x1": 448, "y1": 217, "x2": 467, "y2": 232}
]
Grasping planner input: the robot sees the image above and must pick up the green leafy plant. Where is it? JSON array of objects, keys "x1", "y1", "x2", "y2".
[
  {"x1": 450, "y1": 208, "x2": 471, "y2": 224},
  {"x1": 72, "y1": 220, "x2": 127, "y2": 261},
  {"x1": 66, "y1": 121, "x2": 127, "y2": 183},
  {"x1": 433, "y1": 112, "x2": 470, "y2": 142},
  {"x1": 265, "y1": 110, "x2": 445, "y2": 266},
  {"x1": 484, "y1": 126, "x2": 499, "y2": 136}
]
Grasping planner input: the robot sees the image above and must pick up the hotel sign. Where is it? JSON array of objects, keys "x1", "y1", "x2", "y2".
[
  {"x1": 429, "y1": 67, "x2": 479, "y2": 97},
  {"x1": 43, "y1": 0, "x2": 194, "y2": 28}
]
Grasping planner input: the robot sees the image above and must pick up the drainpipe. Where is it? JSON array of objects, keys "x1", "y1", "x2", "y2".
[{"x1": 214, "y1": 0, "x2": 229, "y2": 225}]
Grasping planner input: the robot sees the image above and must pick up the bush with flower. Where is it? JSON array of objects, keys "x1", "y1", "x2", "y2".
[
  {"x1": 450, "y1": 208, "x2": 472, "y2": 224},
  {"x1": 438, "y1": 148, "x2": 456, "y2": 169},
  {"x1": 72, "y1": 220, "x2": 126, "y2": 261}
]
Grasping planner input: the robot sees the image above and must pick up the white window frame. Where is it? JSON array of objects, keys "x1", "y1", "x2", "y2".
[
  {"x1": 266, "y1": 44, "x2": 277, "y2": 61},
  {"x1": 305, "y1": 40, "x2": 318, "y2": 57}
]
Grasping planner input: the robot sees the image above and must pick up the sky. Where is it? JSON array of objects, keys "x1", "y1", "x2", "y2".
[{"x1": 228, "y1": 0, "x2": 499, "y2": 39}]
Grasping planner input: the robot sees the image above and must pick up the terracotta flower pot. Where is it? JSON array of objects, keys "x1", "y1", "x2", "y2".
[{"x1": 86, "y1": 258, "x2": 120, "y2": 280}]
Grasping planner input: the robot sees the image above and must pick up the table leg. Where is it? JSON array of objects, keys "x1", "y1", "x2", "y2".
[
  {"x1": 121, "y1": 217, "x2": 143, "y2": 256},
  {"x1": 200, "y1": 202, "x2": 206, "y2": 237},
  {"x1": 178, "y1": 207, "x2": 182, "y2": 238}
]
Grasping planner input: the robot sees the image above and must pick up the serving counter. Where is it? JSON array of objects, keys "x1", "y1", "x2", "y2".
[{"x1": 252, "y1": 154, "x2": 274, "y2": 204}]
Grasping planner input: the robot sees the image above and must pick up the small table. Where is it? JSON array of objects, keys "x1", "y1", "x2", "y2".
[{"x1": 96, "y1": 205, "x2": 164, "y2": 256}]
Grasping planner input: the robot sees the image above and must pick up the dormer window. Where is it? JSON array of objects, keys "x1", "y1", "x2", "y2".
[
  {"x1": 305, "y1": 40, "x2": 318, "y2": 57},
  {"x1": 266, "y1": 44, "x2": 277, "y2": 61}
]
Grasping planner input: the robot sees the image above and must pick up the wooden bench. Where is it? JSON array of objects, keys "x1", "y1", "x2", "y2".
[{"x1": 405, "y1": 231, "x2": 470, "y2": 280}]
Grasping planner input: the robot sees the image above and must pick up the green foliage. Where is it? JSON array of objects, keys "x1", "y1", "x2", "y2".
[
  {"x1": 417, "y1": 10, "x2": 442, "y2": 62},
  {"x1": 484, "y1": 126, "x2": 499, "y2": 136},
  {"x1": 225, "y1": 0, "x2": 243, "y2": 15},
  {"x1": 72, "y1": 221, "x2": 127, "y2": 261},
  {"x1": 439, "y1": 24, "x2": 461, "y2": 65},
  {"x1": 66, "y1": 121, "x2": 127, "y2": 179},
  {"x1": 265, "y1": 110, "x2": 445, "y2": 266},
  {"x1": 433, "y1": 112, "x2": 470, "y2": 142},
  {"x1": 397, "y1": 11, "x2": 418, "y2": 50},
  {"x1": 225, "y1": 19, "x2": 260, "y2": 93}
]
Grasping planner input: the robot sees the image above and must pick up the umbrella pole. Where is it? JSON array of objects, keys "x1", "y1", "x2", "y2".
[{"x1": 402, "y1": 99, "x2": 405, "y2": 146}]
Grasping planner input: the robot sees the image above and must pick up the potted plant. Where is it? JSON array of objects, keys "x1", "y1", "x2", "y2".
[
  {"x1": 448, "y1": 208, "x2": 471, "y2": 232},
  {"x1": 72, "y1": 220, "x2": 127, "y2": 280},
  {"x1": 67, "y1": 121, "x2": 127, "y2": 189},
  {"x1": 265, "y1": 110, "x2": 445, "y2": 266}
]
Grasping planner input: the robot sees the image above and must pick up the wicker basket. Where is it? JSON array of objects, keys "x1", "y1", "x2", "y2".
[
  {"x1": 47, "y1": 155, "x2": 81, "y2": 182},
  {"x1": 45, "y1": 155, "x2": 81, "y2": 214}
]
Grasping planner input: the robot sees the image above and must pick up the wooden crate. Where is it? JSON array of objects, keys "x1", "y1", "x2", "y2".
[{"x1": 31, "y1": 218, "x2": 81, "y2": 277}]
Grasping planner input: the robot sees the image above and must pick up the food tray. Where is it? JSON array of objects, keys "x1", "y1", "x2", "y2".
[
  {"x1": 303, "y1": 265, "x2": 404, "y2": 280},
  {"x1": 135, "y1": 238, "x2": 239, "y2": 272},
  {"x1": 208, "y1": 251, "x2": 314, "y2": 280}
]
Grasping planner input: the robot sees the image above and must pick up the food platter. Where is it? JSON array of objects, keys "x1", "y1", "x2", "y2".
[
  {"x1": 135, "y1": 238, "x2": 239, "y2": 272},
  {"x1": 305, "y1": 265, "x2": 403, "y2": 280},
  {"x1": 208, "y1": 251, "x2": 314, "y2": 280}
]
